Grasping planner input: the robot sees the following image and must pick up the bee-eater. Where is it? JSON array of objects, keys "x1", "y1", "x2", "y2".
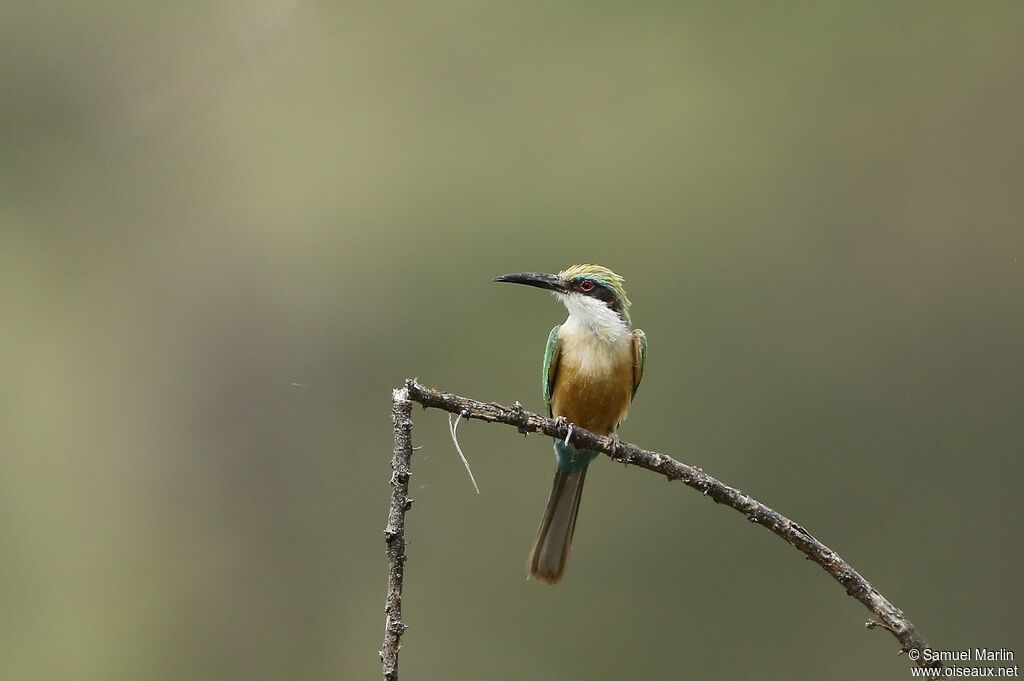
[{"x1": 494, "y1": 264, "x2": 647, "y2": 584}]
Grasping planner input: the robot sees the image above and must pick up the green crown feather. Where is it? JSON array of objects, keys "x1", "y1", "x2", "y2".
[{"x1": 559, "y1": 264, "x2": 631, "y2": 310}]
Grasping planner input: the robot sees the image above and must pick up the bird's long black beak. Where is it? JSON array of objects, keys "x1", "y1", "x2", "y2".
[{"x1": 493, "y1": 272, "x2": 569, "y2": 293}]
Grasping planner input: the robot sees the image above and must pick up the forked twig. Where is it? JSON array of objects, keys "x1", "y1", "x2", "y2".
[{"x1": 381, "y1": 380, "x2": 944, "y2": 679}]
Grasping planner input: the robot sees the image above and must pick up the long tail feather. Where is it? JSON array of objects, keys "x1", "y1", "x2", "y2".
[{"x1": 528, "y1": 466, "x2": 588, "y2": 585}]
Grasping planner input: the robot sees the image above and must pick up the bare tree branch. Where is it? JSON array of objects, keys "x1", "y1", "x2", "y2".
[
  {"x1": 383, "y1": 379, "x2": 943, "y2": 678},
  {"x1": 380, "y1": 388, "x2": 413, "y2": 681}
]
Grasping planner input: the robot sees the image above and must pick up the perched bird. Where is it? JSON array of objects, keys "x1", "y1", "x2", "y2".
[{"x1": 494, "y1": 264, "x2": 647, "y2": 584}]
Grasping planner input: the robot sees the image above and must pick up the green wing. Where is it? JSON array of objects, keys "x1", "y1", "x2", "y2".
[
  {"x1": 542, "y1": 325, "x2": 562, "y2": 416},
  {"x1": 631, "y1": 328, "x2": 647, "y2": 396}
]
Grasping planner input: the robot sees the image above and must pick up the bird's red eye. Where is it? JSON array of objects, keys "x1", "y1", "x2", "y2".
[{"x1": 579, "y1": 280, "x2": 595, "y2": 292}]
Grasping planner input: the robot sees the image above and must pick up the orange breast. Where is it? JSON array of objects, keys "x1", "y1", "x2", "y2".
[{"x1": 550, "y1": 350, "x2": 634, "y2": 435}]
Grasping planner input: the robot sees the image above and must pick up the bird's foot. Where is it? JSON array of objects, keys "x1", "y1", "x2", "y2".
[{"x1": 607, "y1": 432, "x2": 622, "y2": 455}]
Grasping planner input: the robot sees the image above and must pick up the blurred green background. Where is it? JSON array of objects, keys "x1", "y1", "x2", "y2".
[{"x1": 2, "y1": 2, "x2": 1022, "y2": 679}]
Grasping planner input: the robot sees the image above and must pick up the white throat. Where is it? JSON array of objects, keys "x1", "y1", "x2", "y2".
[{"x1": 555, "y1": 293, "x2": 630, "y2": 343}]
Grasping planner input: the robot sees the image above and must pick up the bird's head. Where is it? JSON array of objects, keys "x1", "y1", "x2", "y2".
[{"x1": 494, "y1": 264, "x2": 632, "y2": 329}]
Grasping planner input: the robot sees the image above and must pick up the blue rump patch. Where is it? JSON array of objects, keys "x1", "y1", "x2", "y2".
[{"x1": 555, "y1": 440, "x2": 600, "y2": 471}]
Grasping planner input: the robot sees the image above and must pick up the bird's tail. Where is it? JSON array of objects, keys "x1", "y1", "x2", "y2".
[{"x1": 527, "y1": 465, "x2": 588, "y2": 585}]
